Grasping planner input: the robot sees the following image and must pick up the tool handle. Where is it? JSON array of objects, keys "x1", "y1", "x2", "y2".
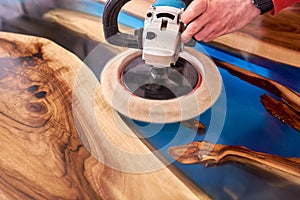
[
  {"x1": 103, "y1": 0, "x2": 143, "y2": 49},
  {"x1": 102, "y1": 0, "x2": 193, "y2": 49}
]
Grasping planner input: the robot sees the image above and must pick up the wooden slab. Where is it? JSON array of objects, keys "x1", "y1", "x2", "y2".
[{"x1": 0, "y1": 32, "x2": 209, "y2": 199}]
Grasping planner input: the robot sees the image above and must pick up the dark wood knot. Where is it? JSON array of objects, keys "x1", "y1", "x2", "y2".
[{"x1": 26, "y1": 102, "x2": 48, "y2": 114}]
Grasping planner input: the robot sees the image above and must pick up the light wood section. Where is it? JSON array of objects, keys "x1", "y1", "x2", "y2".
[
  {"x1": 43, "y1": 9, "x2": 131, "y2": 52},
  {"x1": 0, "y1": 32, "x2": 210, "y2": 199},
  {"x1": 168, "y1": 141, "x2": 300, "y2": 185},
  {"x1": 43, "y1": 9, "x2": 132, "y2": 47}
]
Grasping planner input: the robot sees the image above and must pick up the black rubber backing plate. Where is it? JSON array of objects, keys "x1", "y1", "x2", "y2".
[{"x1": 121, "y1": 57, "x2": 201, "y2": 100}]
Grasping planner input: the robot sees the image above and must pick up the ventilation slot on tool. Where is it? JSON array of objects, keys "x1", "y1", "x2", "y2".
[
  {"x1": 161, "y1": 19, "x2": 168, "y2": 31},
  {"x1": 156, "y1": 13, "x2": 175, "y2": 20}
]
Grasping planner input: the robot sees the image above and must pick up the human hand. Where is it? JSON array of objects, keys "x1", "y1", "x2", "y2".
[{"x1": 181, "y1": 0, "x2": 260, "y2": 42}]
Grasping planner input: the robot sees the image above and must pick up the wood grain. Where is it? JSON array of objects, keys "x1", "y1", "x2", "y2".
[
  {"x1": 207, "y1": 3, "x2": 300, "y2": 67},
  {"x1": 260, "y1": 94, "x2": 300, "y2": 132},
  {"x1": 0, "y1": 32, "x2": 210, "y2": 199},
  {"x1": 43, "y1": 9, "x2": 130, "y2": 52},
  {"x1": 0, "y1": 33, "x2": 99, "y2": 199},
  {"x1": 168, "y1": 141, "x2": 300, "y2": 185},
  {"x1": 212, "y1": 8, "x2": 300, "y2": 67}
]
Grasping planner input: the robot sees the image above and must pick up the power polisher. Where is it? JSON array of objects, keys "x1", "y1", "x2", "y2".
[{"x1": 101, "y1": 0, "x2": 222, "y2": 123}]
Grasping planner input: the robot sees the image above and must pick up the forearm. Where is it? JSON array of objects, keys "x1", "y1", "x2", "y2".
[{"x1": 272, "y1": 0, "x2": 300, "y2": 15}]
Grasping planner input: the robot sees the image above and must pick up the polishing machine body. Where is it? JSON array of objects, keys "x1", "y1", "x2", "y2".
[{"x1": 103, "y1": 0, "x2": 192, "y2": 67}]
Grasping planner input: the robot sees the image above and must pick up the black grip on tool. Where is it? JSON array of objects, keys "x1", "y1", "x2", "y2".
[{"x1": 103, "y1": 0, "x2": 143, "y2": 49}]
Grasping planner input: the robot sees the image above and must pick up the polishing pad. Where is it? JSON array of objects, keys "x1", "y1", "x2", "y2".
[{"x1": 101, "y1": 47, "x2": 222, "y2": 123}]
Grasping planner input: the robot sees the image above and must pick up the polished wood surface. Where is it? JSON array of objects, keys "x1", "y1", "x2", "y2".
[
  {"x1": 0, "y1": 32, "x2": 209, "y2": 199},
  {"x1": 44, "y1": 9, "x2": 130, "y2": 52},
  {"x1": 212, "y1": 8, "x2": 300, "y2": 67}
]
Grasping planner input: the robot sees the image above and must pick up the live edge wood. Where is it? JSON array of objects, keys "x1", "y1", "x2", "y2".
[
  {"x1": 168, "y1": 141, "x2": 300, "y2": 185},
  {"x1": 0, "y1": 32, "x2": 209, "y2": 199},
  {"x1": 260, "y1": 94, "x2": 300, "y2": 132}
]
